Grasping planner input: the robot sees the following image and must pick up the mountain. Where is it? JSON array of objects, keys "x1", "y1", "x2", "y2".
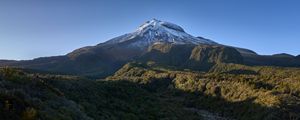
[
  {"x1": 0, "y1": 19, "x2": 221, "y2": 78},
  {"x1": 0, "y1": 19, "x2": 299, "y2": 78}
]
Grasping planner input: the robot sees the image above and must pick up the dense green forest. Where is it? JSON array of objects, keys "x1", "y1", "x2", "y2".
[
  {"x1": 107, "y1": 62, "x2": 300, "y2": 120},
  {"x1": 0, "y1": 67, "x2": 201, "y2": 120},
  {"x1": 1, "y1": 62, "x2": 300, "y2": 120}
]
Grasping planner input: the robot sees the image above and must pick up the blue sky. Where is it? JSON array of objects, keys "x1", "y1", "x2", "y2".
[{"x1": 0, "y1": 0, "x2": 299, "y2": 60}]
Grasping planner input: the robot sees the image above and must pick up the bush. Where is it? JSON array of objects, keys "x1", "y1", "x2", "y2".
[{"x1": 22, "y1": 107, "x2": 37, "y2": 120}]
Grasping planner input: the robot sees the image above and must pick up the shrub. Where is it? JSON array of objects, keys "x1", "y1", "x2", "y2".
[{"x1": 22, "y1": 107, "x2": 37, "y2": 120}]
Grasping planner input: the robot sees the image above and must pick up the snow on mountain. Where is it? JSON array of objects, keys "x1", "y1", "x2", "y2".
[{"x1": 104, "y1": 19, "x2": 218, "y2": 48}]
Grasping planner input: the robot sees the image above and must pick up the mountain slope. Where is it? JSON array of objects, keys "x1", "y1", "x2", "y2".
[{"x1": 139, "y1": 44, "x2": 243, "y2": 71}]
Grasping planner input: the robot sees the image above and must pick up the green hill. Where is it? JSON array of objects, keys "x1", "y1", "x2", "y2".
[{"x1": 139, "y1": 44, "x2": 243, "y2": 71}]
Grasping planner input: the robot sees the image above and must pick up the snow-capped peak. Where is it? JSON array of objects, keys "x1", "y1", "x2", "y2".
[
  {"x1": 137, "y1": 19, "x2": 185, "y2": 33},
  {"x1": 104, "y1": 19, "x2": 218, "y2": 48}
]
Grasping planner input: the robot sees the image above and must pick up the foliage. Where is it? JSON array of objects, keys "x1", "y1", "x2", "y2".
[
  {"x1": 108, "y1": 62, "x2": 300, "y2": 120},
  {"x1": 0, "y1": 67, "x2": 201, "y2": 120},
  {"x1": 1, "y1": 62, "x2": 300, "y2": 120}
]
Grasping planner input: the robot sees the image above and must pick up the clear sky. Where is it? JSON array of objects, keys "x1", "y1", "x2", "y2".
[{"x1": 0, "y1": 0, "x2": 299, "y2": 60}]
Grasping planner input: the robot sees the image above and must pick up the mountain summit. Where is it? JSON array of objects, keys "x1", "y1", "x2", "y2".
[{"x1": 104, "y1": 19, "x2": 217, "y2": 48}]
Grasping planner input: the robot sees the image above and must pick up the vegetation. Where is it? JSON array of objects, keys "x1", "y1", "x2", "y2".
[
  {"x1": 0, "y1": 67, "x2": 201, "y2": 120},
  {"x1": 1, "y1": 61, "x2": 300, "y2": 120},
  {"x1": 108, "y1": 62, "x2": 300, "y2": 120}
]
